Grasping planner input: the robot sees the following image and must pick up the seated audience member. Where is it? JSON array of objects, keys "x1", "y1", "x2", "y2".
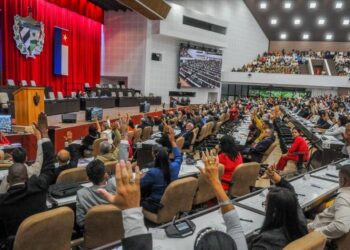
[
  {"x1": 82, "y1": 125, "x2": 100, "y2": 157},
  {"x1": 276, "y1": 128, "x2": 309, "y2": 171},
  {"x1": 0, "y1": 150, "x2": 12, "y2": 165},
  {"x1": 141, "y1": 127, "x2": 182, "y2": 212},
  {"x1": 249, "y1": 129, "x2": 275, "y2": 162},
  {"x1": 0, "y1": 128, "x2": 45, "y2": 193},
  {"x1": 229, "y1": 104, "x2": 239, "y2": 121},
  {"x1": 0, "y1": 132, "x2": 10, "y2": 145},
  {"x1": 54, "y1": 149, "x2": 77, "y2": 180},
  {"x1": 0, "y1": 113, "x2": 56, "y2": 247},
  {"x1": 254, "y1": 120, "x2": 272, "y2": 144},
  {"x1": 128, "y1": 120, "x2": 136, "y2": 133},
  {"x1": 219, "y1": 135, "x2": 243, "y2": 191},
  {"x1": 249, "y1": 165, "x2": 308, "y2": 249},
  {"x1": 308, "y1": 163, "x2": 350, "y2": 239},
  {"x1": 324, "y1": 115, "x2": 348, "y2": 140},
  {"x1": 96, "y1": 139, "x2": 129, "y2": 164},
  {"x1": 316, "y1": 111, "x2": 332, "y2": 129},
  {"x1": 179, "y1": 122, "x2": 194, "y2": 149},
  {"x1": 341, "y1": 124, "x2": 350, "y2": 158},
  {"x1": 76, "y1": 159, "x2": 116, "y2": 228}
]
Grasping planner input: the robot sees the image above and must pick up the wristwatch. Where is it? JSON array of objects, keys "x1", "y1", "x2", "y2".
[{"x1": 218, "y1": 199, "x2": 232, "y2": 207}]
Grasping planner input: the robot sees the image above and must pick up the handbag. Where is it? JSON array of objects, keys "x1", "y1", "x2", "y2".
[{"x1": 49, "y1": 183, "x2": 83, "y2": 198}]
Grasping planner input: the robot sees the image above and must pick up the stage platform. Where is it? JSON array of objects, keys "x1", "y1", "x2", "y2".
[{"x1": 7, "y1": 104, "x2": 179, "y2": 160}]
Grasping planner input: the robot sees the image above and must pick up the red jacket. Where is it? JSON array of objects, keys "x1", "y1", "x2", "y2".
[
  {"x1": 229, "y1": 107, "x2": 239, "y2": 121},
  {"x1": 288, "y1": 136, "x2": 309, "y2": 161},
  {"x1": 0, "y1": 134, "x2": 10, "y2": 145},
  {"x1": 219, "y1": 153, "x2": 243, "y2": 191}
]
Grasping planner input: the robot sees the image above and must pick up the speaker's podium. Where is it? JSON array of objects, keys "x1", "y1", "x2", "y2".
[{"x1": 13, "y1": 87, "x2": 45, "y2": 126}]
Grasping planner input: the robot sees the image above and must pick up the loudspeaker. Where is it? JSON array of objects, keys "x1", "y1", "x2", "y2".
[
  {"x1": 170, "y1": 100, "x2": 177, "y2": 108},
  {"x1": 61, "y1": 113, "x2": 77, "y2": 123},
  {"x1": 152, "y1": 53, "x2": 162, "y2": 61},
  {"x1": 85, "y1": 107, "x2": 103, "y2": 121}
]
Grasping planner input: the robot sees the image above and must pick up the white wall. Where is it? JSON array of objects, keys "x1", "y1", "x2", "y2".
[
  {"x1": 144, "y1": 0, "x2": 269, "y2": 103},
  {"x1": 101, "y1": 11, "x2": 148, "y2": 92},
  {"x1": 102, "y1": 0, "x2": 269, "y2": 103}
]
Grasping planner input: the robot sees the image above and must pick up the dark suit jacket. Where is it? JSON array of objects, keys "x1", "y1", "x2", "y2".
[
  {"x1": 122, "y1": 234, "x2": 152, "y2": 250},
  {"x1": 0, "y1": 140, "x2": 56, "y2": 241},
  {"x1": 250, "y1": 136, "x2": 275, "y2": 162},
  {"x1": 179, "y1": 130, "x2": 194, "y2": 149}
]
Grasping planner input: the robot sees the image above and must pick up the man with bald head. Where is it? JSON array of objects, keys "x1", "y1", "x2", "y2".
[{"x1": 0, "y1": 113, "x2": 56, "y2": 247}]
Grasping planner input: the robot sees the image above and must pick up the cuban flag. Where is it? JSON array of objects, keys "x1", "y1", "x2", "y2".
[{"x1": 53, "y1": 27, "x2": 69, "y2": 76}]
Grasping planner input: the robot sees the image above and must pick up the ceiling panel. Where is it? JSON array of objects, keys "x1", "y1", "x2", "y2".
[{"x1": 243, "y1": 0, "x2": 350, "y2": 42}]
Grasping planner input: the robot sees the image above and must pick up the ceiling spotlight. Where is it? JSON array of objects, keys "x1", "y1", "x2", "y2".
[
  {"x1": 270, "y1": 18, "x2": 278, "y2": 25},
  {"x1": 325, "y1": 33, "x2": 333, "y2": 40},
  {"x1": 309, "y1": 1, "x2": 317, "y2": 8},
  {"x1": 302, "y1": 33, "x2": 310, "y2": 40},
  {"x1": 260, "y1": 2, "x2": 267, "y2": 9},
  {"x1": 284, "y1": 1, "x2": 292, "y2": 9},
  {"x1": 318, "y1": 18, "x2": 326, "y2": 25},
  {"x1": 335, "y1": 1, "x2": 343, "y2": 9},
  {"x1": 343, "y1": 19, "x2": 350, "y2": 25},
  {"x1": 280, "y1": 33, "x2": 287, "y2": 39},
  {"x1": 294, "y1": 18, "x2": 302, "y2": 25}
]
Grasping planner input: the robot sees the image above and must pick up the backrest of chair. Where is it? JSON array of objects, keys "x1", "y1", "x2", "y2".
[
  {"x1": 56, "y1": 167, "x2": 89, "y2": 184},
  {"x1": 20, "y1": 80, "x2": 27, "y2": 86},
  {"x1": 71, "y1": 92, "x2": 76, "y2": 98},
  {"x1": 133, "y1": 128, "x2": 142, "y2": 144},
  {"x1": 0, "y1": 92, "x2": 9, "y2": 103},
  {"x1": 13, "y1": 207, "x2": 74, "y2": 250},
  {"x1": 205, "y1": 122, "x2": 214, "y2": 137},
  {"x1": 213, "y1": 121, "x2": 223, "y2": 134},
  {"x1": 141, "y1": 126, "x2": 152, "y2": 140},
  {"x1": 283, "y1": 231, "x2": 327, "y2": 250},
  {"x1": 84, "y1": 83, "x2": 90, "y2": 88},
  {"x1": 193, "y1": 164, "x2": 225, "y2": 205},
  {"x1": 118, "y1": 92, "x2": 123, "y2": 97},
  {"x1": 158, "y1": 177, "x2": 198, "y2": 223},
  {"x1": 92, "y1": 138, "x2": 108, "y2": 157},
  {"x1": 49, "y1": 92, "x2": 55, "y2": 100},
  {"x1": 135, "y1": 92, "x2": 140, "y2": 97},
  {"x1": 176, "y1": 136, "x2": 185, "y2": 150},
  {"x1": 57, "y1": 92, "x2": 64, "y2": 100},
  {"x1": 261, "y1": 141, "x2": 278, "y2": 162},
  {"x1": 127, "y1": 92, "x2": 133, "y2": 97},
  {"x1": 334, "y1": 231, "x2": 350, "y2": 250},
  {"x1": 7, "y1": 79, "x2": 15, "y2": 86},
  {"x1": 30, "y1": 80, "x2": 36, "y2": 87},
  {"x1": 111, "y1": 92, "x2": 116, "y2": 97},
  {"x1": 219, "y1": 113, "x2": 226, "y2": 122},
  {"x1": 84, "y1": 205, "x2": 124, "y2": 250},
  {"x1": 190, "y1": 128, "x2": 199, "y2": 145},
  {"x1": 95, "y1": 84, "x2": 101, "y2": 88},
  {"x1": 104, "y1": 161, "x2": 118, "y2": 175},
  {"x1": 229, "y1": 162, "x2": 260, "y2": 197},
  {"x1": 197, "y1": 124, "x2": 208, "y2": 142},
  {"x1": 108, "y1": 84, "x2": 113, "y2": 88}
]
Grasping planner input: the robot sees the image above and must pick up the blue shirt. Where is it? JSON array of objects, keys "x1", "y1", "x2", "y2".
[{"x1": 140, "y1": 147, "x2": 182, "y2": 202}]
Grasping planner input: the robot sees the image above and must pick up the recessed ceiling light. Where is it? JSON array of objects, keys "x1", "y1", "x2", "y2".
[
  {"x1": 335, "y1": 1, "x2": 343, "y2": 9},
  {"x1": 284, "y1": 1, "x2": 292, "y2": 9},
  {"x1": 343, "y1": 19, "x2": 350, "y2": 25},
  {"x1": 270, "y1": 18, "x2": 278, "y2": 25},
  {"x1": 325, "y1": 33, "x2": 333, "y2": 40},
  {"x1": 294, "y1": 18, "x2": 302, "y2": 25},
  {"x1": 280, "y1": 33, "x2": 287, "y2": 39},
  {"x1": 309, "y1": 1, "x2": 317, "y2": 9},
  {"x1": 318, "y1": 18, "x2": 326, "y2": 25},
  {"x1": 302, "y1": 33, "x2": 310, "y2": 40},
  {"x1": 260, "y1": 2, "x2": 267, "y2": 9}
]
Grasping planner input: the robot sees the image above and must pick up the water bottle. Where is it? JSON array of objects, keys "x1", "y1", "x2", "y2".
[{"x1": 183, "y1": 153, "x2": 187, "y2": 163}]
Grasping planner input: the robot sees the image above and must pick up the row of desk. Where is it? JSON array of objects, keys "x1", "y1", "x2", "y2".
[
  {"x1": 281, "y1": 106, "x2": 344, "y2": 167},
  {"x1": 99, "y1": 158, "x2": 345, "y2": 250}
]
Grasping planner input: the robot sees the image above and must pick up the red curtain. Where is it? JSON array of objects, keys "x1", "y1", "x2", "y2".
[{"x1": 1, "y1": 0, "x2": 102, "y2": 94}]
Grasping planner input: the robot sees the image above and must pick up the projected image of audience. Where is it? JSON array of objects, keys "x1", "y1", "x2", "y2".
[{"x1": 179, "y1": 46, "x2": 222, "y2": 88}]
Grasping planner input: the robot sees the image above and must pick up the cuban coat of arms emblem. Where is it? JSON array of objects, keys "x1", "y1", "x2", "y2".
[{"x1": 13, "y1": 14, "x2": 45, "y2": 58}]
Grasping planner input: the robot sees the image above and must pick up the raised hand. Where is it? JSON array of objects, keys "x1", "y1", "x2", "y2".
[
  {"x1": 64, "y1": 131, "x2": 73, "y2": 143},
  {"x1": 200, "y1": 150, "x2": 220, "y2": 184},
  {"x1": 31, "y1": 124, "x2": 42, "y2": 141},
  {"x1": 33, "y1": 112, "x2": 48, "y2": 138},
  {"x1": 98, "y1": 161, "x2": 141, "y2": 210}
]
